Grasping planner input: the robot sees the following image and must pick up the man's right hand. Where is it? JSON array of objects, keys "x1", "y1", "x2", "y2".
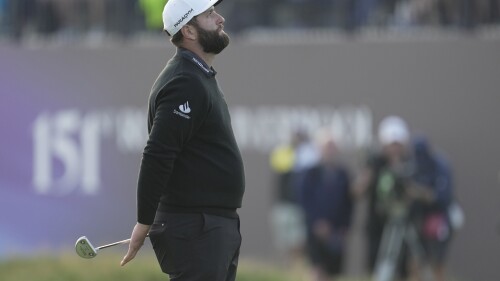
[{"x1": 121, "y1": 222, "x2": 151, "y2": 266}]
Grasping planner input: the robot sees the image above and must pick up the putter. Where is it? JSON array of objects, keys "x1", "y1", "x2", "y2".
[{"x1": 75, "y1": 236, "x2": 133, "y2": 259}]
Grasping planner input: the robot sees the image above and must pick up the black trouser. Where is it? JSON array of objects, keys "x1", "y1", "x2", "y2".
[{"x1": 149, "y1": 212, "x2": 241, "y2": 281}]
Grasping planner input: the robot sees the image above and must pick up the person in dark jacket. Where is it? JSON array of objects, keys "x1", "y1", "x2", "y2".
[
  {"x1": 297, "y1": 132, "x2": 353, "y2": 281},
  {"x1": 121, "y1": 1, "x2": 245, "y2": 281},
  {"x1": 353, "y1": 116, "x2": 413, "y2": 279},
  {"x1": 410, "y1": 135, "x2": 454, "y2": 281}
]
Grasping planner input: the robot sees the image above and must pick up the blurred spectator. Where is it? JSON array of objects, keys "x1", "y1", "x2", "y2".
[
  {"x1": 268, "y1": 129, "x2": 309, "y2": 267},
  {"x1": 296, "y1": 130, "x2": 353, "y2": 281},
  {"x1": 293, "y1": 128, "x2": 321, "y2": 173},
  {"x1": 35, "y1": 0, "x2": 60, "y2": 38},
  {"x1": 74, "y1": 1, "x2": 107, "y2": 40},
  {"x1": 214, "y1": 0, "x2": 253, "y2": 33},
  {"x1": 74, "y1": 0, "x2": 90, "y2": 33},
  {"x1": 409, "y1": 135, "x2": 456, "y2": 281},
  {"x1": 291, "y1": 0, "x2": 337, "y2": 28},
  {"x1": 6, "y1": 0, "x2": 37, "y2": 42},
  {"x1": 391, "y1": 0, "x2": 459, "y2": 27},
  {"x1": 139, "y1": 0, "x2": 167, "y2": 31},
  {"x1": 353, "y1": 116, "x2": 413, "y2": 279},
  {"x1": 0, "y1": 0, "x2": 6, "y2": 35},
  {"x1": 104, "y1": 0, "x2": 140, "y2": 39},
  {"x1": 452, "y1": 0, "x2": 499, "y2": 29},
  {"x1": 352, "y1": 0, "x2": 379, "y2": 28},
  {"x1": 359, "y1": 0, "x2": 401, "y2": 27},
  {"x1": 221, "y1": 0, "x2": 288, "y2": 33},
  {"x1": 475, "y1": 0, "x2": 500, "y2": 25}
]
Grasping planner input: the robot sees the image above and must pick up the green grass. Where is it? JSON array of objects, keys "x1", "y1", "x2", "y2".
[
  {"x1": 0, "y1": 252, "x2": 312, "y2": 281},
  {"x1": 0, "y1": 252, "x2": 465, "y2": 281}
]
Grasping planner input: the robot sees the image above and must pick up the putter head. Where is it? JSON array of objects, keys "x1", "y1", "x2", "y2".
[{"x1": 75, "y1": 236, "x2": 98, "y2": 259}]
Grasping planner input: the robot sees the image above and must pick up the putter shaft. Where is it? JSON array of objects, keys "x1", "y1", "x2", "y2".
[
  {"x1": 97, "y1": 238, "x2": 131, "y2": 250},
  {"x1": 96, "y1": 233, "x2": 149, "y2": 250}
]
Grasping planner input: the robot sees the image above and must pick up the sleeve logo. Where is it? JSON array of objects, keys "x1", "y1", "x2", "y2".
[
  {"x1": 173, "y1": 101, "x2": 191, "y2": 119},
  {"x1": 179, "y1": 101, "x2": 191, "y2": 114}
]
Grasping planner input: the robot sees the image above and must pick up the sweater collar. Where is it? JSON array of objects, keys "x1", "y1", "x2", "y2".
[{"x1": 178, "y1": 48, "x2": 217, "y2": 77}]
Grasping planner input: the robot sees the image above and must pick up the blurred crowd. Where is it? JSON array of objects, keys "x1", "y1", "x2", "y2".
[
  {"x1": 0, "y1": 0, "x2": 499, "y2": 44},
  {"x1": 268, "y1": 116, "x2": 464, "y2": 281}
]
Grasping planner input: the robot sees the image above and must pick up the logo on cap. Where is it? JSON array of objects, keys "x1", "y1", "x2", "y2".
[{"x1": 174, "y1": 8, "x2": 194, "y2": 28}]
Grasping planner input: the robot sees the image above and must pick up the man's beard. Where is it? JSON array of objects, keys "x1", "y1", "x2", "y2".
[{"x1": 195, "y1": 25, "x2": 230, "y2": 54}]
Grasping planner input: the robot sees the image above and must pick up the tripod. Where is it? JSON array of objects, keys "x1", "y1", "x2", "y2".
[{"x1": 374, "y1": 204, "x2": 426, "y2": 281}]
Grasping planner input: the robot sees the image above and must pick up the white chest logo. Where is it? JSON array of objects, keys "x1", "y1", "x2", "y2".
[{"x1": 179, "y1": 102, "x2": 191, "y2": 114}]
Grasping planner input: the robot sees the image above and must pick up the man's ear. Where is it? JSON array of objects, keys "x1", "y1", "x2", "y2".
[{"x1": 181, "y1": 24, "x2": 197, "y2": 41}]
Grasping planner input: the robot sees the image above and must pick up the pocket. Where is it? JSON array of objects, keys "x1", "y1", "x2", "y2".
[
  {"x1": 149, "y1": 222, "x2": 167, "y2": 237},
  {"x1": 149, "y1": 222, "x2": 167, "y2": 250},
  {"x1": 167, "y1": 213, "x2": 205, "y2": 241}
]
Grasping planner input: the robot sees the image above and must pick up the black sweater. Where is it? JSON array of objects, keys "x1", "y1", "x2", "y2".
[{"x1": 137, "y1": 48, "x2": 245, "y2": 225}]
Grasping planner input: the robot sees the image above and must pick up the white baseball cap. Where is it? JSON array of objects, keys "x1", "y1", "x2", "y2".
[
  {"x1": 378, "y1": 116, "x2": 410, "y2": 145},
  {"x1": 163, "y1": 0, "x2": 223, "y2": 36}
]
